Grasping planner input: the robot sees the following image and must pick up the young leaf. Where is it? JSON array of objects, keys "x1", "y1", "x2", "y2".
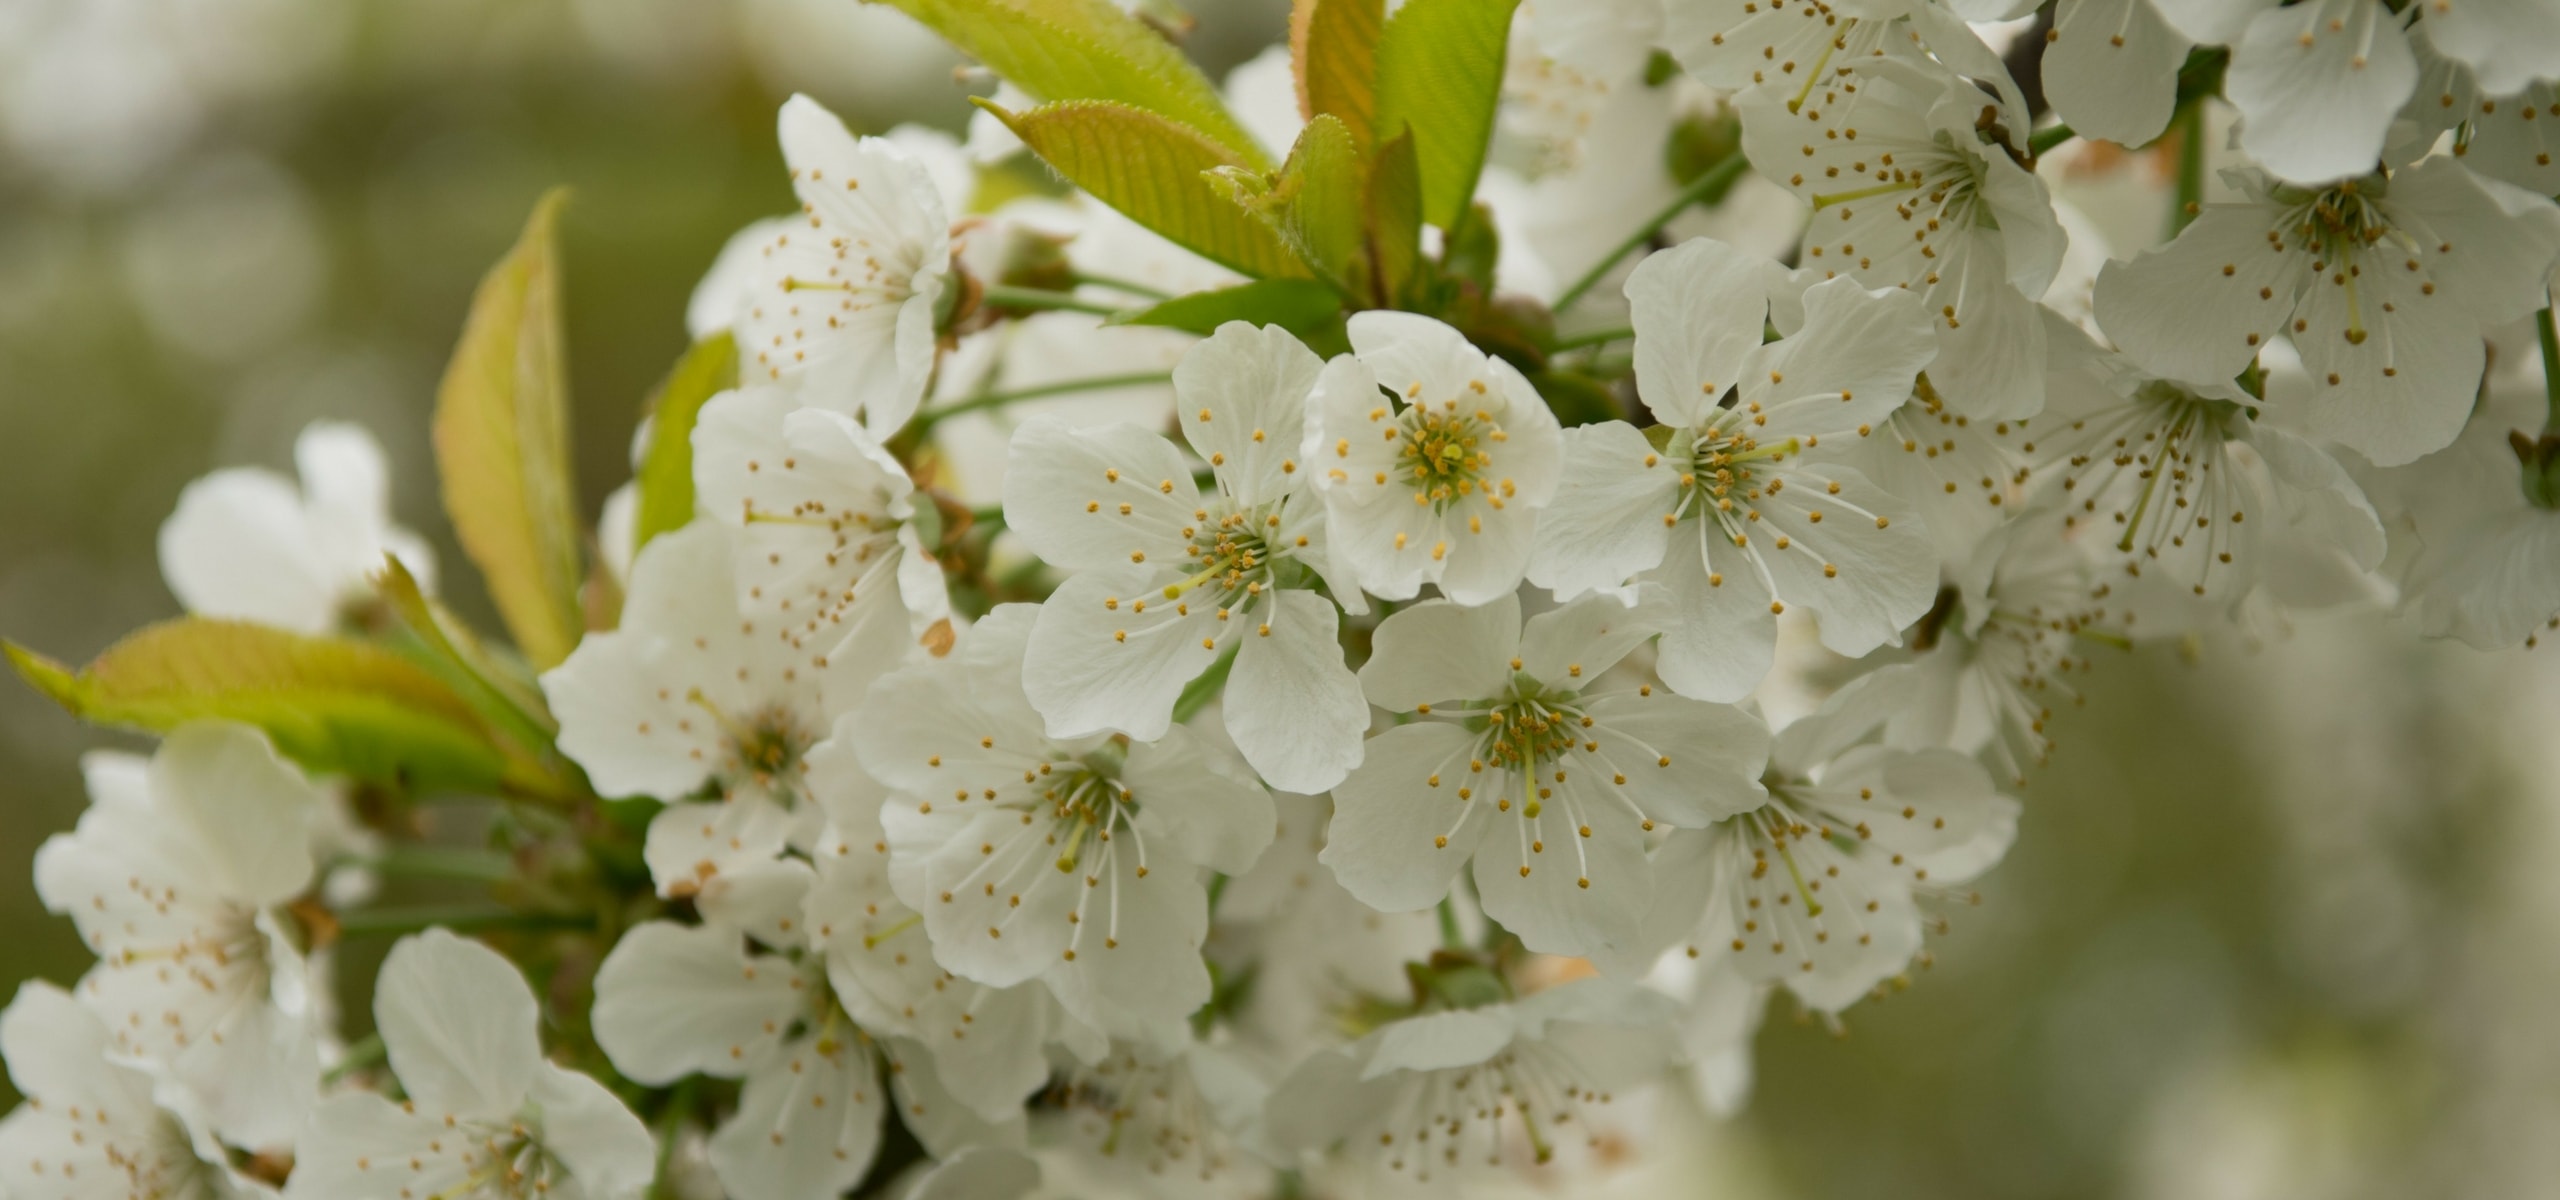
[
  {"x1": 5, "y1": 620, "x2": 527, "y2": 795},
  {"x1": 1371, "y1": 0, "x2": 1518, "y2": 229},
  {"x1": 1291, "y1": 0, "x2": 1385, "y2": 147},
  {"x1": 871, "y1": 0, "x2": 1274, "y2": 168},
  {"x1": 433, "y1": 189, "x2": 586, "y2": 671},
  {"x1": 979, "y1": 99, "x2": 1311, "y2": 281},
  {"x1": 1108, "y1": 278, "x2": 1344, "y2": 338},
  {"x1": 1365, "y1": 128, "x2": 1423, "y2": 309},
  {"x1": 632, "y1": 332, "x2": 737, "y2": 553},
  {"x1": 376, "y1": 557, "x2": 559, "y2": 755},
  {"x1": 1276, "y1": 115, "x2": 1368, "y2": 294}
]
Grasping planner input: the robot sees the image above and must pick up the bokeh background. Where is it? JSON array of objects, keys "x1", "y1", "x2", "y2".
[{"x1": 5, "y1": 2, "x2": 2558, "y2": 1197}]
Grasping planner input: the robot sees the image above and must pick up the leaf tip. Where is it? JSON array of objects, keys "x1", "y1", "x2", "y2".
[{"x1": 4, "y1": 640, "x2": 82, "y2": 712}]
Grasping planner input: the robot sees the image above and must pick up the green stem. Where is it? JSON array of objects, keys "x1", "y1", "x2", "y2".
[
  {"x1": 1072, "y1": 271, "x2": 1171, "y2": 301},
  {"x1": 969, "y1": 505, "x2": 1006, "y2": 531},
  {"x1": 332, "y1": 906, "x2": 588, "y2": 939},
  {"x1": 348, "y1": 845, "x2": 516, "y2": 885},
  {"x1": 1552, "y1": 154, "x2": 1752, "y2": 313},
  {"x1": 2029, "y1": 122, "x2": 2076, "y2": 158},
  {"x1": 917, "y1": 371, "x2": 1174, "y2": 425},
  {"x1": 1437, "y1": 897, "x2": 1464, "y2": 951},
  {"x1": 977, "y1": 283, "x2": 1128, "y2": 318},
  {"x1": 322, "y1": 1033, "x2": 386, "y2": 1085},
  {"x1": 2170, "y1": 101, "x2": 2207, "y2": 237},
  {"x1": 1549, "y1": 325, "x2": 1636, "y2": 353},
  {"x1": 2538, "y1": 304, "x2": 2560, "y2": 434}
]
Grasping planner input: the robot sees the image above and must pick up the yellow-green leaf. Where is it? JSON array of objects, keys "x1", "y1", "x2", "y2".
[
  {"x1": 376, "y1": 557, "x2": 559, "y2": 754},
  {"x1": 1108, "y1": 278, "x2": 1344, "y2": 337},
  {"x1": 1292, "y1": 0, "x2": 1385, "y2": 149},
  {"x1": 980, "y1": 99, "x2": 1311, "y2": 281},
  {"x1": 1277, "y1": 115, "x2": 1368, "y2": 294},
  {"x1": 1366, "y1": 129, "x2": 1423, "y2": 308},
  {"x1": 872, "y1": 0, "x2": 1274, "y2": 168},
  {"x1": 633, "y1": 332, "x2": 737, "y2": 553},
  {"x1": 6, "y1": 620, "x2": 524, "y2": 795},
  {"x1": 433, "y1": 189, "x2": 586, "y2": 671},
  {"x1": 1372, "y1": 0, "x2": 1518, "y2": 229}
]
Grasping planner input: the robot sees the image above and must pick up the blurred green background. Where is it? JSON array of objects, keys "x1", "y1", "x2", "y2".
[{"x1": 4, "y1": 3, "x2": 2556, "y2": 1197}]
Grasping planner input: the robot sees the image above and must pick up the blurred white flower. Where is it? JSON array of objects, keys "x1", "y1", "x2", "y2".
[
  {"x1": 34, "y1": 722, "x2": 323, "y2": 1151},
  {"x1": 2222, "y1": 0, "x2": 2418, "y2": 185},
  {"x1": 2043, "y1": 0, "x2": 2195, "y2": 147},
  {"x1": 158, "y1": 420, "x2": 435, "y2": 634},
  {"x1": 0, "y1": 980, "x2": 276, "y2": 1200},
  {"x1": 2092, "y1": 158, "x2": 2560, "y2": 465},
  {"x1": 287, "y1": 930, "x2": 652, "y2": 1200}
]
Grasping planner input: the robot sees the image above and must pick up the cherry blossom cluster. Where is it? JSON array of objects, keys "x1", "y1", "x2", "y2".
[{"x1": 8, "y1": 1, "x2": 2560, "y2": 1198}]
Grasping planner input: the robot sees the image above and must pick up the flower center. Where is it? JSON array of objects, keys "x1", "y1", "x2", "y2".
[
  {"x1": 1662, "y1": 418, "x2": 1800, "y2": 535},
  {"x1": 1038, "y1": 756, "x2": 1138, "y2": 875},
  {"x1": 1162, "y1": 500, "x2": 1285, "y2": 604},
  {"x1": 688, "y1": 691, "x2": 819, "y2": 808},
  {"x1": 1397, "y1": 404, "x2": 1501, "y2": 512}
]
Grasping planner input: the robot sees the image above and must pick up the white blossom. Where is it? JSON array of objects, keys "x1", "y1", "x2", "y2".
[
  {"x1": 286, "y1": 930, "x2": 652, "y2": 1200},
  {"x1": 1038, "y1": 1039, "x2": 1270, "y2": 1192},
  {"x1": 543, "y1": 522, "x2": 854, "y2": 897},
  {"x1": 1739, "y1": 54, "x2": 2067, "y2": 420},
  {"x1": 1004, "y1": 322, "x2": 1367, "y2": 794},
  {"x1": 2407, "y1": 25, "x2": 2560, "y2": 197},
  {"x1": 693, "y1": 383, "x2": 953, "y2": 675},
  {"x1": 1264, "y1": 979, "x2": 1678, "y2": 1180},
  {"x1": 850, "y1": 605, "x2": 1272, "y2": 1032},
  {"x1": 2025, "y1": 312, "x2": 2387, "y2": 606},
  {"x1": 157, "y1": 420, "x2": 434, "y2": 634},
  {"x1": 2413, "y1": 0, "x2": 2560, "y2": 98},
  {"x1": 1531, "y1": 239, "x2": 1942, "y2": 702},
  {"x1": 0, "y1": 981, "x2": 276, "y2": 1200},
  {"x1": 736, "y1": 94, "x2": 952, "y2": 436},
  {"x1": 33, "y1": 722, "x2": 323, "y2": 1151},
  {"x1": 2092, "y1": 157, "x2": 2560, "y2": 465},
  {"x1": 1323, "y1": 593, "x2": 1769, "y2": 959},
  {"x1": 1614, "y1": 684, "x2": 2018, "y2": 1012},
  {"x1": 1306, "y1": 311, "x2": 1563, "y2": 605}
]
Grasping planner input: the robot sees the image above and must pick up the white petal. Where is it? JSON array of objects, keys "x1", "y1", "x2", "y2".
[
  {"x1": 1626, "y1": 238, "x2": 1777, "y2": 427},
  {"x1": 2284, "y1": 231, "x2": 2485, "y2": 464},
  {"x1": 2046, "y1": 0, "x2": 2193, "y2": 146},
  {"x1": 1356, "y1": 594, "x2": 1519, "y2": 712},
  {"x1": 1755, "y1": 463, "x2": 1938, "y2": 656},
  {"x1": 2149, "y1": 0, "x2": 2278, "y2": 44},
  {"x1": 2227, "y1": 0, "x2": 2418, "y2": 185},
  {"x1": 284, "y1": 1094, "x2": 470, "y2": 1200},
  {"x1": 592, "y1": 921, "x2": 801, "y2": 1085},
  {"x1": 374, "y1": 929, "x2": 538, "y2": 1118},
  {"x1": 1528, "y1": 420, "x2": 1683, "y2": 600},
  {"x1": 1361, "y1": 1009, "x2": 1513, "y2": 1077},
  {"x1": 1741, "y1": 277, "x2": 1935, "y2": 436},
  {"x1": 709, "y1": 1037, "x2": 885, "y2": 1200},
  {"x1": 2421, "y1": 0, "x2": 2560, "y2": 94},
  {"x1": 688, "y1": 215, "x2": 798, "y2": 338},
  {"x1": 1120, "y1": 725, "x2": 1275, "y2": 877},
  {"x1": 527, "y1": 1064, "x2": 657, "y2": 1200},
  {"x1": 2093, "y1": 201, "x2": 2303, "y2": 389},
  {"x1": 1649, "y1": 528, "x2": 1778, "y2": 702},
  {"x1": 1041, "y1": 848, "x2": 1213, "y2": 1030},
  {"x1": 1001, "y1": 418, "x2": 1199, "y2": 572},
  {"x1": 897, "y1": 805, "x2": 1079, "y2": 988},
  {"x1": 157, "y1": 466, "x2": 336, "y2": 632},
  {"x1": 540, "y1": 524, "x2": 738, "y2": 800},
  {"x1": 1517, "y1": 592, "x2": 1655, "y2": 684},
  {"x1": 1345, "y1": 311, "x2": 1489, "y2": 403},
  {"x1": 1022, "y1": 565, "x2": 1220, "y2": 742},
  {"x1": 1322, "y1": 723, "x2": 1493, "y2": 911},
  {"x1": 1222, "y1": 588, "x2": 1368, "y2": 794},
  {"x1": 151, "y1": 722, "x2": 321, "y2": 905},
  {"x1": 1467, "y1": 770, "x2": 1651, "y2": 957},
  {"x1": 642, "y1": 800, "x2": 800, "y2": 909},
  {"x1": 1580, "y1": 690, "x2": 1770, "y2": 825},
  {"x1": 1177, "y1": 322, "x2": 1325, "y2": 508},
  {"x1": 900, "y1": 1146, "x2": 1041, "y2": 1200}
]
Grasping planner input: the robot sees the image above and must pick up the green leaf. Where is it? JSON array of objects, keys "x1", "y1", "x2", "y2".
[
  {"x1": 1109, "y1": 279, "x2": 1344, "y2": 338},
  {"x1": 980, "y1": 99, "x2": 1311, "y2": 280},
  {"x1": 1292, "y1": 0, "x2": 1385, "y2": 148},
  {"x1": 376, "y1": 557, "x2": 559, "y2": 756},
  {"x1": 633, "y1": 333, "x2": 737, "y2": 554},
  {"x1": 6, "y1": 621, "x2": 529, "y2": 796},
  {"x1": 870, "y1": 0, "x2": 1273, "y2": 168},
  {"x1": 1276, "y1": 115, "x2": 1368, "y2": 293},
  {"x1": 433, "y1": 189, "x2": 586, "y2": 671},
  {"x1": 1365, "y1": 128, "x2": 1423, "y2": 308},
  {"x1": 1371, "y1": 0, "x2": 1518, "y2": 230}
]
